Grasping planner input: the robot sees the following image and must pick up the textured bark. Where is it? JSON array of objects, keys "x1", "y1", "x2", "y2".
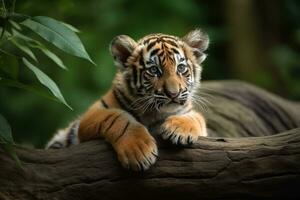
[{"x1": 0, "y1": 81, "x2": 300, "y2": 200}]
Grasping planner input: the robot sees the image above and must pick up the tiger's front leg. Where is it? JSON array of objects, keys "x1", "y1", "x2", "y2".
[
  {"x1": 79, "y1": 104, "x2": 158, "y2": 171},
  {"x1": 160, "y1": 110, "x2": 207, "y2": 145}
]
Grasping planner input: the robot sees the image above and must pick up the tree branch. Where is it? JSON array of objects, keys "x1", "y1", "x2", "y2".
[{"x1": 0, "y1": 80, "x2": 299, "y2": 200}]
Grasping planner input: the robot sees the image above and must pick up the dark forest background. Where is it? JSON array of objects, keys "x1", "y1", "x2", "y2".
[{"x1": 0, "y1": 0, "x2": 299, "y2": 148}]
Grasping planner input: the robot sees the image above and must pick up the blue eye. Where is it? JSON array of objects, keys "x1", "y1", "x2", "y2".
[
  {"x1": 149, "y1": 66, "x2": 160, "y2": 75},
  {"x1": 177, "y1": 64, "x2": 187, "y2": 73}
]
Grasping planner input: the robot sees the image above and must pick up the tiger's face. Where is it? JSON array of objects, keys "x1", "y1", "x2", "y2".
[{"x1": 110, "y1": 29, "x2": 209, "y2": 112}]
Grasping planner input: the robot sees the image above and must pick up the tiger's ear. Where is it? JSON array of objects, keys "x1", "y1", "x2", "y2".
[
  {"x1": 110, "y1": 35, "x2": 137, "y2": 69},
  {"x1": 182, "y1": 29, "x2": 209, "y2": 63}
]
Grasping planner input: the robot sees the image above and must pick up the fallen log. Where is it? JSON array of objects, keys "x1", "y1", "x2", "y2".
[{"x1": 0, "y1": 81, "x2": 300, "y2": 200}]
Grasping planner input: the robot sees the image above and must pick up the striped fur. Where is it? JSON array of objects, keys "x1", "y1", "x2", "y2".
[{"x1": 46, "y1": 29, "x2": 209, "y2": 171}]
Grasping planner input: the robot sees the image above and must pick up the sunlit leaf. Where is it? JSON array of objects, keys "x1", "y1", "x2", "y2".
[
  {"x1": 10, "y1": 30, "x2": 68, "y2": 70},
  {"x1": 21, "y1": 16, "x2": 95, "y2": 65},
  {"x1": 0, "y1": 113, "x2": 14, "y2": 143},
  {"x1": 22, "y1": 57, "x2": 72, "y2": 109},
  {"x1": 11, "y1": 39, "x2": 38, "y2": 62},
  {"x1": 61, "y1": 22, "x2": 80, "y2": 33}
]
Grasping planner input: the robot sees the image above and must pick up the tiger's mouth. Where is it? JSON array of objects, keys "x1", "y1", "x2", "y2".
[
  {"x1": 167, "y1": 98, "x2": 187, "y2": 106},
  {"x1": 130, "y1": 94, "x2": 188, "y2": 112},
  {"x1": 153, "y1": 93, "x2": 189, "y2": 108},
  {"x1": 155, "y1": 95, "x2": 187, "y2": 107}
]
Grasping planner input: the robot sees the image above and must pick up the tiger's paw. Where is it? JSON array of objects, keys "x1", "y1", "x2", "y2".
[
  {"x1": 160, "y1": 114, "x2": 206, "y2": 145},
  {"x1": 114, "y1": 126, "x2": 158, "y2": 171}
]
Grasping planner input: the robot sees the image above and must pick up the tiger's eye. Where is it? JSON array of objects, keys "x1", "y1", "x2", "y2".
[
  {"x1": 149, "y1": 66, "x2": 159, "y2": 74},
  {"x1": 177, "y1": 64, "x2": 187, "y2": 73}
]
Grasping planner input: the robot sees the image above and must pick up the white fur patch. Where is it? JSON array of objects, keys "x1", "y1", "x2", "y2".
[{"x1": 45, "y1": 121, "x2": 79, "y2": 149}]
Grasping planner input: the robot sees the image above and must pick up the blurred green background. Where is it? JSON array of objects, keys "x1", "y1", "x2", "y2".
[{"x1": 0, "y1": 0, "x2": 299, "y2": 148}]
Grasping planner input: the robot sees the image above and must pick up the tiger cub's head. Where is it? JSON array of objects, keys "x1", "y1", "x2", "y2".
[{"x1": 110, "y1": 29, "x2": 209, "y2": 112}]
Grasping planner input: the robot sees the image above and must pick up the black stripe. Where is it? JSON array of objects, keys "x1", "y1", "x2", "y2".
[
  {"x1": 104, "y1": 114, "x2": 121, "y2": 133},
  {"x1": 147, "y1": 41, "x2": 157, "y2": 51},
  {"x1": 114, "y1": 121, "x2": 130, "y2": 143},
  {"x1": 146, "y1": 61, "x2": 153, "y2": 65},
  {"x1": 161, "y1": 36, "x2": 177, "y2": 40},
  {"x1": 171, "y1": 48, "x2": 179, "y2": 54},
  {"x1": 66, "y1": 132, "x2": 73, "y2": 147},
  {"x1": 113, "y1": 89, "x2": 142, "y2": 122},
  {"x1": 103, "y1": 114, "x2": 114, "y2": 123},
  {"x1": 132, "y1": 65, "x2": 138, "y2": 85},
  {"x1": 164, "y1": 40, "x2": 178, "y2": 47},
  {"x1": 66, "y1": 122, "x2": 78, "y2": 147},
  {"x1": 101, "y1": 99, "x2": 109, "y2": 108},
  {"x1": 190, "y1": 64, "x2": 196, "y2": 81},
  {"x1": 113, "y1": 89, "x2": 132, "y2": 114},
  {"x1": 96, "y1": 121, "x2": 102, "y2": 135},
  {"x1": 139, "y1": 56, "x2": 145, "y2": 67},
  {"x1": 145, "y1": 85, "x2": 153, "y2": 92},
  {"x1": 115, "y1": 89, "x2": 132, "y2": 105},
  {"x1": 182, "y1": 70, "x2": 189, "y2": 76},
  {"x1": 150, "y1": 48, "x2": 160, "y2": 57},
  {"x1": 125, "y1": 74, "x2": 135, "y2": 96},
  {"x1": 158, "y1": 51, "x2": 164, "y2": 57},
  {"x1": 144, "y1": 74, "x2": 151, "y2": 81},
  {"x1": 143, "y1": 36, "x2": 158, "y2": 44}
]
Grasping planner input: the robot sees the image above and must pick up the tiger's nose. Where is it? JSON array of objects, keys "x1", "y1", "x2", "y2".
[
  {"x1": 164, "y1": 88, "x2": 179, "y2": 98},
  {"x1": 164, "y1": 77, "x2": 180, "y2": 99}
]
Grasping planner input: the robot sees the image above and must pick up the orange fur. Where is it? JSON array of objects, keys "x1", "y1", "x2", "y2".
[
  {"x1": 47, "y1": 29, "x2": 209, "y2": 171},
  {"x1": 161, "y1": 111, "x2": 207, "y2": 145},
  {"x1": 78, "y1": 95, "x2": 157, "y2": 171}
]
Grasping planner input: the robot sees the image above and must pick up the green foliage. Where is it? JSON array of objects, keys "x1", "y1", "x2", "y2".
[
  {"x1": 0, "y1": 0, "x2": 94, "y2": 161},
  {"x1": 21, "y1": 16, "x2": 95, "y2": 65},
  {"x1": 0, "y1": 113, "x2": 13, "y2": 143},
  {"x1": 0, "y1": 0, "x2": 299, "y2": 148},
  {"x1": 22, "y1": 57, "x2": 72, "y2": 109},
  {"x1": 0, "y1": 113, "x2": 21, "y2": 167}
]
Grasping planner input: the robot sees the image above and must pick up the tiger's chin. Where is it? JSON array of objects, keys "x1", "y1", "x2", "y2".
[{"x1": 158, "y1": 99, "x2": 188, "y2": 113}]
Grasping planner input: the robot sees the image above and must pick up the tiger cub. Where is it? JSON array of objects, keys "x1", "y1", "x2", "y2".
[{"x1": 46, "y1": 29, "x2": 209, "y2": 171}]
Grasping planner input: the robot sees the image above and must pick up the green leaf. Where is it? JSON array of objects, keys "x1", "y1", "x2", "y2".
[
  {"x1": 61, "y1": 22, "x2": 80, "y2": 33},
  {"x1": 0, "y1": 52, "x2": 19, "y2": 79},
  {"x1": 8, "y1": 13, "x2": 30, "y2": 22},
  {"x1": 0, "y1": 100, "x2": 22, "y2": 169},
  {"x1": 0, "y1": 78, "x2": 59, "y2": 102},
  {"x1": 9, "y1": 20, "x2": 22, "y2": 30},
  {"x1": 11, "y1": 39, "x2": 38, "y2": 62},
  {"x1": 0, "y1": 114, "x2": 14, "y2": 143},
  {"x1": 22, "y1": 57, "x2": 72, "y2": 110},
  {"x1": 10, "y1": 30, "x2": 67, "y2": 70},
  {"x1": 1, "y1": 143, "x2": 22, "y2": 168},
  {"x1": 35, "y1": 45, "x2": 68, "y2": 70},
  {"x1": 11, "y1": 28, "x2": 39, "y2": 44},
  {"x1": 21, "y1": 16, "x2": 96, "y2": 65}
]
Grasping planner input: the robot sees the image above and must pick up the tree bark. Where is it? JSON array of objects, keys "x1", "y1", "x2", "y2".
[{"x1": 0, "y1": 80, "x2": 300, "y2": 200}]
